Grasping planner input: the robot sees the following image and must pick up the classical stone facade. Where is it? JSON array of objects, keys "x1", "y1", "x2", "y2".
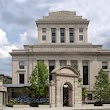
[{"x1": 10, "y1": 11, "x2": 110, "y2": 104}]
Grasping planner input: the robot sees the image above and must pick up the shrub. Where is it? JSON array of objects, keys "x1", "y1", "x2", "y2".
[
  {"x1": 94, "y1": 101, "x2": 103, "y2": 106},
  {"x1": 29, "y1": 102, "x2": 38, "y2": 107},
  {"x1": 6, "y1": 99, "x2": 16, "y2": 107}
]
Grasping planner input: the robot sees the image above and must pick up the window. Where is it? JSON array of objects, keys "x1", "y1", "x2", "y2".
[
  {"x1": 60, "y1": 28, "x2": 65, "y2": 43},
  {"x1": 42, "y1": 35, "x2": 46, "y2": 40},
  {"x1": 71, "y1": 60, "x2": 77, "y2": 67},
  {"x1": 102, "y1": 62, "x2": 108, "y2": 69},
  {"x1": 19, "y1": 74, "x2": 24, "y2": 84},
  {"x1": 19, "y1": 61, "x2": 24, "y2": 69},
  {"x1": 51, "y1": 28, "x2": 56, "y2": 43},
  {"x1": 42, "y1": 28, "x2": 46, "y2": 33},
  {"x1": 49, "y1": 60, "x2": 55, "y2": 81},
  {"x1": 69, "y1": 28, "x2": 74, "y2": 43},
  {"x1": 87, "y1": 94, "x2": 92, "y2": 100},
  {"x1": 79, "y1": 35, "x2": 83, "y2": 41},
  {"x1": 79, "y1": 28, "x2": 83, "y2": 33},
  {"x1": 60, "y1": 60, "x2": 67, "y2": 66},
  {"x1": 83, "y1": 62, "x2": 88, "y2": 85}
]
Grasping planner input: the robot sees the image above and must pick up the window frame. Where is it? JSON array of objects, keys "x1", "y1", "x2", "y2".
[
  {"x1": 79, "y1": 35, "x2": 83, "y2": 41},
  {"x1": 42, "y1": 35, "x2": 46, "y2": 41},
  {"x1": 19, "y1": 61, "x2": 25, "y2": 69}
]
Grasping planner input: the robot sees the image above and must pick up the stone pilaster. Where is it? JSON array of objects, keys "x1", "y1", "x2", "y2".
[
  {"x1": 74, "y1": 27, "x2": 79, "y2": 43},
  {"x1": 65, "y1": 28, "x2": 69, "y2": 43},
  {"x1": 83, "y1": 27, "x2": 88, "y2": 43},
  {"x1": 47, "y1": 28, "x2": 51, "y2": 43},
  {"x1": 78, "y1": 60, "x2": 83, "y2": 79},
  {"x1": 55, "y1": 60, "x2": 59, "y2": 68},
  {"x1": 67, "y1": 60, "x2": 71, "y2": 66},
  {"x1": 56, "y1": 28, "x2": 60, "y2": 43},
  {"x1": 45, "y1": 60, "x2": 49, "y2": 70}
]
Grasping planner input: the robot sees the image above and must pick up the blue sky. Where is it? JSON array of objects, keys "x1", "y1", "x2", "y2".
[{"x1": 0, "y1": 0, "x2": 110, "y2": 76}]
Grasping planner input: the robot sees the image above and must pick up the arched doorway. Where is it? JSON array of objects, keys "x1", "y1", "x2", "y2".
[{"x1": 63, "y1": 82, "x2": 72, "y2": 107}]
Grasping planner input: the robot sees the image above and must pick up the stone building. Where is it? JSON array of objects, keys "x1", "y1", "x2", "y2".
[{"x1": 9, "y1": 11, "x2": 110, "y2": 105}]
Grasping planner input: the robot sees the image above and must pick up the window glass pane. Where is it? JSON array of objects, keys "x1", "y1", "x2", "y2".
[
  {"x1": 87, "y1": 94, "x2": 92, "y2": 100},
  {"x1": 79, "y1": 35, "x2": 83, "y2": 41},
  {"x1": 42, "y1": 28, "x2": 46, "y2": 33},
  {"x1": 69, "y1": 28, "x2": 74, "y2": 43},
  {"x1": 19, "y1": 74, "x2": 24, "y2": 84},
  {"x1": 60, "y1": 28, "x2": 65, "y2": 43},
  {"x1": 51, "y1": 28, "x2": 56, "y2": 43},
  {"x1": 42, "y1": 35, "x2": 46, "y2": 40},
  {"x1": 60, "y1": 60, "x2": 67, "y2": 66},
  {"x1": 102, "y1": 62, "x2": 108, "y2": 69},
  {"x1": 83, "y1": 66, "x2": 88, "y2": 85},
  {"x1": 19, "y1": 61, "x2": 24, "y2": 69},
  {"x1": 79, "y1": 28, "x2": 83, "y2": 33}
]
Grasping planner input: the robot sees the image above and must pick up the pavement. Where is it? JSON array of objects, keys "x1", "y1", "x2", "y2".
[{"x1": 1, "y1": 105, "x2": 110, "y2": 110}]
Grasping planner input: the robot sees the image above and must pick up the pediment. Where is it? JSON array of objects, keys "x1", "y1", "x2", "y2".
[{"x1": 51, "y1": 66, "x2": 79, "y2": 77}]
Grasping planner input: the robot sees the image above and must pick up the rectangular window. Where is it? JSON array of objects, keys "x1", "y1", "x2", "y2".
[
  {"x1": 60, "y1": 60, "x2": 67, "y2": 66},
  {"x1": 79, "y1": 28, "x2": 83, "y2": 33},
  {"x1": 49, "y1": 60, "x2": 55, "y2": 81},
  {"x1": 19, "y1": 74, "x2": 24, "y2": 84},
  {"x1": 71, "y1": 60, "x2": 77, "y2": 67},
  {"x1": 51, "y1": 28, "x2": 56, "y2": 43},
  {"x1": 60, "y1": 28, "x2": 65, "y2": 43},
  {"x1": 83, "y1": 62, "x2": 88, "y2": 85},
  {"x1": 19, "y1": 61, "x2": 24, "y2": 69},
  {"x1": 79, "y1": 35, "x2": 83, "y2": 41},
  {"x1": 42, "y1": 28, "x2": 46, "y2": 33},
  {"x1": 87, "y1": 94, "x2": 92, "y2": 100},
  {"x1": 69, "y1": 28, "x2": 74, "y2": 43},
  {"x1": 102, "y1": 62, "x2": 108, "y2": 69},
  {"x1": 42, "y1": 35, "x2": 46, "y2": 40}
]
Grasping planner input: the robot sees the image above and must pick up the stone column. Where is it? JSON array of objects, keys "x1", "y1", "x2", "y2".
[
  {"x1": 47, "y1": 27, "x2": 51, "y2": 43},
  {"x1": 65, "y1": 28, "x2": 69, "y2": 43},
  {"x1": 74, "y1": 27, "x2": 79, "y2": 43},
  {"x1": 38, "y1": 28, "x2": 42, "y2": 44},
  {"x1": 55, "y1": 60, "x2": 60, "y2": 68},
  {"x1": 78, "y1": 60, "x2": 83, "y2": 80},
  {"x1": 67, "y1": 60, "x2": 71, "y2": 66},
  {"x1": 56, "y1": 28, "x2": 60, "y2": 43},
  {"x1": 45, "y1": 60, "x2": 49, "y2": 70},
  {"x1": 0, "y1": 92, "x2": 2, "y2": 107},
  {"x1": 49, "y1": 81, "x2": 56, "y2": 107},
  {"x1": 83, "y1": 27, "x2": 88, "y2": 43}
]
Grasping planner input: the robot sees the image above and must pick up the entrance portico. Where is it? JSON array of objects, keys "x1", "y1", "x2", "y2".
[{"x1": 49, "y1": 66, "x2": 82, "y2": 107}]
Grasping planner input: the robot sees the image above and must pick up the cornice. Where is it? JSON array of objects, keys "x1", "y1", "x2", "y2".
[{"x1": 36, "y1": 20, "x2": 89, "y2": 25}]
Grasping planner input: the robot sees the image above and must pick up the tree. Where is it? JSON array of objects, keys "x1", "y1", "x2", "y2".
[
  {"x1": 82, "y1": 87, "x2": 87, "y2": 103},
  {"x1": 29, "y1": 61, "x2": 49, "y2": 98},
  {"x1": 94, "y1": 69, "x2": 110, "y2": 103}
]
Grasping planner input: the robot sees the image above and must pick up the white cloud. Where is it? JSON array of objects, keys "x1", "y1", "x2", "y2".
[
  {"x1": 19, "y1": 29, "x2": 37, "y2": 44},
  {"x1": 0, "y1": 29, "x2": 18, "y2": 58},
  {"x1": 20, "y1": 32, "x2": 28, "y2": 43},
  {"x1": 0, "y1": 29, "x2": 8, "y2": 45},
  {"x1": 15, "y1": 0, "x2": 29, "y2": 3}
]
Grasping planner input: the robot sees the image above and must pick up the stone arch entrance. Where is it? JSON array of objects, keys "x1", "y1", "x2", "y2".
[
  {"x1": 63, "y1": 82, "x2": 72, "y2": 107},
  {"x1": 49, "y1": 66, "x2": 82, "y2": 107}
]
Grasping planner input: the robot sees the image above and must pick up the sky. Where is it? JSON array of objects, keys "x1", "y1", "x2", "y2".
[{"x1": 0, "y1": 0, "x2": 110, "y2": 76}]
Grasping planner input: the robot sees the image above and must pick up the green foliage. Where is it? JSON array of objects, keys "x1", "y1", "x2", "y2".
[
  {"x1": 94, "y1": 69, "x2": 110, "y2": 102},
  {"x1": 6, "y1": 99, "x2": 16, "y2": 107},
  {"x1": 29, "y1": 61, "x2": 49, "y2": 98},
  {"x1": 82, "y1": 87, "x2": 87, "y2": 102}
]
